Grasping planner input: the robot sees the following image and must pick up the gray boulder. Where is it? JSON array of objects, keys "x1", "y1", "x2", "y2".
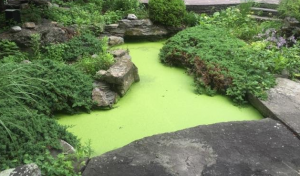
[
  {"x1": 23, "y1": 22, "x2": 36, "y2": 29},
  {"x1": 21, "y1": 60, "x2": 32, "y2": 64},
  {"x1": 11, "y1": 26, "x2": 21, "y2": 33},
  {"x1": 105, "y1": 24, "x2": 119, "y2": 30},
  {"x1": 50, "y1": 139, "x2": 76, "y2": 157},
  {"x1": 110, "y1": 49, "x2": 127, "y2": 58},
  {"x1": 82, "y1": 119, "x2": 300, "y2": 176},
  {"x1": 127, "y1": 14, "x2": 138, "y2": 20},
  {"x1": 118, "y1": 19, "x2": 152, "y2": 28},
  {"x1": 20, "y1": 3, "x2": 29, "y2": 9},
  {"x1": 52, "y1": 3, "x2": 59, "y2": 7},
  {"x1": 95, "y1": 50, "x2": 139, "y2": 96},
  {"x1": 249, "y1": 78, "x2": 300, "y2": 136},
  {"x1": 282, "y1": 17, "x2": 300, "y2": 39},
  {"x1": 60, "y1": 139, "x2": 76, "y2": 154},
  {"x1": 108, "y1": 36, "x2": 124, "y2": 46},
  {"x1": 92, "y1": 81, "x2": 119, "y2": 107},
  {"x1": 0, "y1": 22, "x2": 70, "y2": 49},
  {"x1": 0, "y1": 163, "x2": 41, "y2": 176},
  {"x1": 104, "y1": 19, "x2": 169, "y2": 40}
]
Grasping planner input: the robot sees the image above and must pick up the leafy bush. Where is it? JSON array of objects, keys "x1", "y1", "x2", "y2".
[
  {"x1": 0, "y1": 60, "x2": 93, "y2": 115},
  {"x1": 0, "y1": 62, "x2": 92, "y2": 175},
  {"x1": 74, "y1": 38, "x2": 114, "y2": 76},
  {"x1": 184, "y1": 11, "x2": 199, "y2": 27},
  {"x1": 251, "y1": 40, "x2": 300, "y2": 78},
  {"x1": 199, "y1": 6, "x2": 261, "y2": 41},
  {"x1": 255, "y1": 28, "x2": 297, "y2": 48},
  {"x1": 278, "y1": 0, "x2": 300, "y2": 21},
  {"x1": 42, "y1": 43, "x2": 69, "y2": 62},
  {"x1": 62, "y1": 33, "x2": 105, "y2": 61},
  {"x1": 30, "y1": 34, "x2": 42, "y2": 60},
  {"x1": 0, "y1": 103, "x2": 79, "y2": 173},
  {"x1": 104, "y1": 0, "x2": 140, "y2": 12},
  {"x1": 148, "y1": 0, "x2": 186, "y2": 27},
  {"x1": 45, "y1": 2, "x2": 104, "y2": 26},
  {"x1": 103, "y1": 0, "x2": 147, "y2": 20},
  {"x1": 0, "y1": 40, "x2": 26, "y2": 61},
  {"x1": 21, "y1": 4, "x2": 45, "y2": 23},
  {"x1": 281, "y1": 42, "x2": 300, "y2": 78},
  {"x1": 160, "y1": 25, "x2": 276, "y2": 104},
  {"x1": 103, "y1": 10, "x2": 123, "y2": 24},
  {"x1": 31, "y1": 60, "x2": 93, "y2": 115}
]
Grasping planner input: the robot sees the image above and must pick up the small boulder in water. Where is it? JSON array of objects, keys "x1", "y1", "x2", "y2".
[
  {"x1": 92, "y1": 81, "x2": 118, "y2": 107},
  {"x1": 127, "y1": 14, "x2": 138, "y2": 20}
]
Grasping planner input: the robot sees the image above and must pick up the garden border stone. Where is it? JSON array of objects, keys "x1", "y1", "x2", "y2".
[{"x1": 248, "y1": 78, "x2": 300, "y2": 137}]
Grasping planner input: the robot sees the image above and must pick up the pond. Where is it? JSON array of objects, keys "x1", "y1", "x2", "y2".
[{"x1": 57, "y1": 41, "x2": 262, "y2": 156}]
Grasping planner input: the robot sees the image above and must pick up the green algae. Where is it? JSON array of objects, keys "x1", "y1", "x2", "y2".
[{"x1": 57, "y1": 41, "x2": 262, "y2": 156}]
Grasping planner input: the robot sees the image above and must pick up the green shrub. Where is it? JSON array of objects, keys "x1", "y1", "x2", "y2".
[
  {"x1": 282, "y1": 42, "x2": 300, "y2": 78},
  {"x1": 21, "y1": 4, "x2": 46, "y2": 23},
  {"x1": 106, "y1": 0, "x2": 140, "y2": 12},
  {"x1": 45, "y1": 2, "x2": 104, "y2": 26},
  {"x1": 103, "y1": 0, "x2": 147, "y2": 20},
  {"x1": 199, "y1": 6, "x2": 261, "y2": 41},
  {"x1": 31, "y1": 60, "x2": 93, "y2": 115},
  {"x1": 103, "y1": 10, "x2": 123, "y2": 24},
  {"x1": 0, "y1": 60, "x2": 93, "y2": 115},
  {"x1": 30, "y1": 34, "x2": 42, "y2": 60},
  {"x1": 74, "y1": 38, "x2": 114, "y2": 76},
  {"x1": 160, "y1": 25, "x2": 276, "y2": 104},
  {"x1": 184, "y1": 11, "x2": 199, "y2": 27},
  {"x1": 0, "y1": 40, "x2": 26, "y2": 61},
  {"x1": 0, "y1": 103, "x2": 79, "y2": 173},
  {"x1": 42, "y1": 43, "x2": 69, "y2": 62},
  {"x1": 278, "y1": 0, "x2": 300, "y2": 21},
  {"x1": 63, "y1": 33, "x2": 104, "y2": 61},
  {"x1": 148, "y1": 0, "x2": 186, "y2": 27},
  {"x1": 103, "y1": 0, "x2": 138, "y2": 12},
  {"x1": 0, "y1": 62, "x2": 90, "y2": 175},
  {"x1": 74, "y1": 53, "x2": 114, "y2": 76},
  {"x1": 251, "y1": 40, "x2": 300, "y2": 79}
]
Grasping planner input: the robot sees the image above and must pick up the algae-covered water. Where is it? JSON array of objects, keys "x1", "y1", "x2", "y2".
[{"x1": 57, "y1": 41, "x2": 262, "y2": 156}]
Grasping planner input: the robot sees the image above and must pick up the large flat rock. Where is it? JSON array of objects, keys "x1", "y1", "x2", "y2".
[
  {"x1": 83, "y1": 119, "x2": 300, "y2": 176},
  {"x1": 249, "y1": 78, "x2": 300, "y2": 136},
  {"x1": 104, "y1": 19, "x2": 169, "y2": 40},
  {"x1": 95, "y1": 50, "x2": 140, "y2": 96}
]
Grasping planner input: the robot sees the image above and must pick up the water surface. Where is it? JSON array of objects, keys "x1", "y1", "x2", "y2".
[{"x1": 58, "y1": 42, "x2": 262, "y2": 156}]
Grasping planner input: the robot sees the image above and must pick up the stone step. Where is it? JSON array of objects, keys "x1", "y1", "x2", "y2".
[
  {"x1": 257, "y1": 3, "x2": 278, "y2": 9},
  {"x1": 250, "y1": 7, "x2": 279, "y2": 17},
  {"x1": 249, "y1": 78, "x2": 300, "y2": 137},
  {"x1": 250, "y1": 15, "x2": 282, "y2": 21},
  {"x1": 251, "y1": 7, "x2": 278, "y2": 13}
]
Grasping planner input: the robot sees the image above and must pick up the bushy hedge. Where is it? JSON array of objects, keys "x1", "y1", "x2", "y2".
[
  {"x1": 2, "y1": 60, "x2": 94, "y2": 116},
  {"x1": 0, "y1": 60, "x2": 93, "y2": 174},
  {"x1": 278, "y1": 0, "x2": 300, "y2": 21},
  {"x1": 41, "y1": 34, "x2": 115, "y2": 76},
  {"x1": 148, "y1": 0, "x2": 186, "y2": 27},
  {"x1": 0, "y1": 101, "x2": 78, "y2": 170},
  {"x1": 103, "y1": 0, "x2": 140, "y2": 12},
  {"x1": 62, "y1": 33, "x2": 106, "y2": 61},
  {"x1": 160, "y1": 25, "x2": 276, "y2": 104}
]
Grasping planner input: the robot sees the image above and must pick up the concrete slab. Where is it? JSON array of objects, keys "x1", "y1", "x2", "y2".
[
  {"x1": 83, "y1": 119, "x2": 300, "y2": 176},
  {"x1": 249, "y1": 78, "x2": 300, "y2": 136}
]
